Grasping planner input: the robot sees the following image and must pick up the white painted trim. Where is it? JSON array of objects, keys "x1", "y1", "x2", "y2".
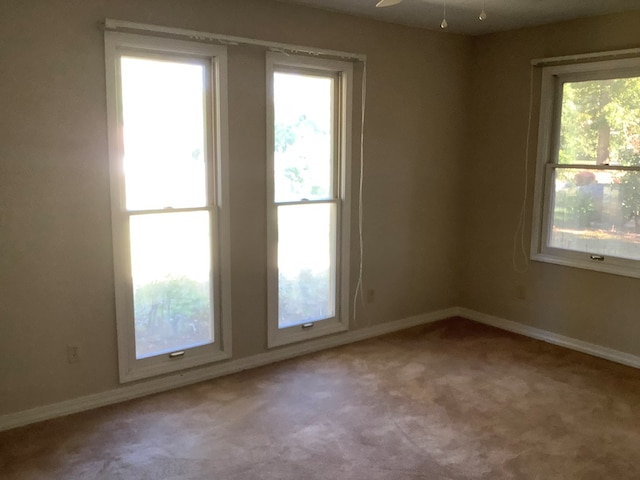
[
  {"x1": 0, "y1": 308, "x2": 457, "y2": 432},
  {"x1": 457, "y1": 307, "x2": 640, "y2": 369}
]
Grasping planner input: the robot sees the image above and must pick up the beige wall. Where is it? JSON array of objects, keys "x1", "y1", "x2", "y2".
[
  {"x1": 0, "y1": 0, "x2": 470, "y2": 415},
  {"x1": 461, "y1": 12, "x2": 640, "y2": 357},
  {"x1": 6, "y1": 0, "x2": 638, "y2": 421}
]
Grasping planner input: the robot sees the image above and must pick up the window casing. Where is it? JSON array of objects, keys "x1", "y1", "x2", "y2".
[
  {"x1": 266, "y1": 53, "x2": 353, "y2": 347},
  {"x1": 105, "y1": 32, "x2": 231, "y2": 382},
  {"x1": 532, "y1": 57, "x2": 640, "y2": 278}
]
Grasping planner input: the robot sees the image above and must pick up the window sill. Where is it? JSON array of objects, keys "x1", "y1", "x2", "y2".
[
  {"x1": 531, "y1": 252, "x2": 640, "y2": 279},
  {"x1": 268, "y1": 320, "x2": 348, "y2": 349}
]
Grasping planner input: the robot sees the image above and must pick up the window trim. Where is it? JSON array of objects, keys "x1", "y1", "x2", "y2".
[
  {"x1": 265, "y1": 53, "x2": 353, "y2": 348},
  {"x1": 531, "y1": 56, "x2": 640, "y2": 278},
  {"x1": 105, "y1": 31, "x2": 232, "y2": 382}
]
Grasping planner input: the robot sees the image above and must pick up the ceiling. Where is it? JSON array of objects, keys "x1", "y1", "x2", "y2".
[{"x1": 277, "y1": 0, "x2": 640, "y2": 35}]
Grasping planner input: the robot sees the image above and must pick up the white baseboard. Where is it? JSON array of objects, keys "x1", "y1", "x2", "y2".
[
  {"x1": 4, "y1": 306, "x2": 638, "y2": 433},
  {"x1": 457, "y1": 307, "x2": 640, "y2": 370},
  {"x1": 0, "y1": 307, "x2": 458, "y2": 432}
]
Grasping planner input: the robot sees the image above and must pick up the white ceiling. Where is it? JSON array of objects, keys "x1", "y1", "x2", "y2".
[{"x1": 277, "y1": 0, "x2": 640, "y2": 35}]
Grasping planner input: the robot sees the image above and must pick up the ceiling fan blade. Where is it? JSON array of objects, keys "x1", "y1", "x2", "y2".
[{"x1": 376, "y1": 0, "x2": 403, "y2": 7}]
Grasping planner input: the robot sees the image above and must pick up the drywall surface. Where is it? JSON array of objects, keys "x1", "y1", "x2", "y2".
[
  {"x1": 461, "y1": 12, "x2": 640, "y2": 357},
  {"x1": 0, "y1": 0, "x2": 470, "y2": 415}
]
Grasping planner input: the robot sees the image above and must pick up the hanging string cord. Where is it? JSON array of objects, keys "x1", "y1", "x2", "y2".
[
  {"x1": 353, "y1": 60, "x2": 367, "y2": 324},
  {"x1": 513, "y1": 64, "x2": 535, "y2": 273}
]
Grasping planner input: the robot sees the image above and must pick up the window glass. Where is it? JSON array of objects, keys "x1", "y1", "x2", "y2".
[
  {"x1": 273, "y1": 72, "x2": 334, "y2": 203},
  {"x1": 121, "y1": 57, "x2": 207, "y2": 210},
  {"x1": 549, "y1": 168, "x2": 640, "y2": 260},
  {"x1": 130, "y1": 211, "x2": 213, "y2": 358},
  {"x1": 277, "y1": 203, "x2": 336, "y2": 328},
  {"x1": 559, "y1": 78, "x2": 640, "y2": 166}
]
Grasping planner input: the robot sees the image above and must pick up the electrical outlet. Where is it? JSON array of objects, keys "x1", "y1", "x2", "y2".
[
  {"x1": 366, "y1": 288, "x2": 375, "y2": 303},
  {"x1": 67, "y1": 345, "x2": 80, "y2": 364}
]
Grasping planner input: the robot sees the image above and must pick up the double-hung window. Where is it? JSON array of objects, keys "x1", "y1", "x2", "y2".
[
  {"x1": 266, "y1": 53, "x2": 353, "y2": 347},
  {"x1": 105, "y1": 32, "x2": 231, "y2": 382},
  {"x1": 532, "y1": 57, "x2": 640, "y2": 278}
]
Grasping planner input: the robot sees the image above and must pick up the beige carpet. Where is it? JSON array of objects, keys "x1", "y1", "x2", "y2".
[{"x1": 1, "y1": 317, "x2": 639, "y2": 479}]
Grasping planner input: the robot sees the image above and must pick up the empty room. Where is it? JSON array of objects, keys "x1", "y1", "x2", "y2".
[{"x1": 1, "y1": 0, "x2": 640, "y2": 478}]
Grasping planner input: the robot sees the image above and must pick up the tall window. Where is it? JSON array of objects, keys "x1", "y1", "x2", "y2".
[
  {"x1": 532, "y1": 57, "x2": 640, "y2": 278},
  {"x1": 105, "y1": 32, "x2": 231, "y2": 382},
  {"x1": 266, "y1": 53, "x2": 353, "y2": 347}
]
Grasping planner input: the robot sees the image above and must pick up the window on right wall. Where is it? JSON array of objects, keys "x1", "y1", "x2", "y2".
[{"x1": 532, "y1": 57, "x2": 640, "y2": 278}]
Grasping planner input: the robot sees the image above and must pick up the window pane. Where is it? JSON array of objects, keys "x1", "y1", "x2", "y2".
[
  {"x1": 278, "y1": 203, "x2": 336, "y2": 328},
  {"x1": 550, "y1": 168, "x2": 640, "y2": 260},
  {"x1": 130, "y1": 211, "x2": 213, "y2": 358},
  {"x1": 273, "y1": 72, "x2": 334, "y2": 202},
  {"x1": 121, "y1": 57, "x2": 207, "y2": 210},
  {"x1": 559, "y1": 78, "x2": 640, "y2": 166}
]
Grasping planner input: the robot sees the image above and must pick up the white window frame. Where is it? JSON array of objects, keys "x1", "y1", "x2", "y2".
[
  {"x1": 105, "y1": 31, "x2": 232, "y2": 382},
  {"x1": 531, "y1": 56, "x2": 640, "y2": 278},
  {"x1": 266, "y1": 53, "x2": 353, "y2": 348}
]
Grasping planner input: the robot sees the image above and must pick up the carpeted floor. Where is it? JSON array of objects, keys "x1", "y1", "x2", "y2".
[{"x1": 1, "y1": 317, "x2": 640, "y2": 479}]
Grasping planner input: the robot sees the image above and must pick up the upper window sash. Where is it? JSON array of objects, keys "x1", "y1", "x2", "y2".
[
  {"x1": 118, "y1": 53, "x2": 213, "y2": 213},
  {"x1": 271, "y1": 65, "x2": 343, "y2": 204}
]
